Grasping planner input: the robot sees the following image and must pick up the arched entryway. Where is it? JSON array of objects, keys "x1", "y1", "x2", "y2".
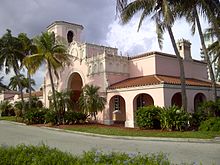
[
  {"x1": 133, "y1": 93, "x2": 154, "y2": 110},
  {"x1": 68, "y1": 72, "x2": 83, "y2": 111},
  {"x1": 133, "y1": 93, "x2": 154, "y2": 127},
  {"x1": 194, "y1": 93, "x2": 206, "y2": 112},
  {"x1": 171, "y1": 92, "x2": 182, "y2": 108},
  {"x1": 109, "y1": 95, "x2": 126, "y2": 125}
]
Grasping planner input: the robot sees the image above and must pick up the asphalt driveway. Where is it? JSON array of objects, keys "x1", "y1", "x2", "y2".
[{"x1": 0, "y1": 120, "x2": 219, "y2": 164}]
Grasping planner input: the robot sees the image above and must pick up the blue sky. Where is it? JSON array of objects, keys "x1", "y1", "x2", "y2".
[{"x1": 0, "y1": 0, "x2": 208, "y2": 89}]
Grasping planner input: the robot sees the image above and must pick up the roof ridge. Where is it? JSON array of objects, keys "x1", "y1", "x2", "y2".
[{"x1": 154, "y1": 75, "x2": 164, "y2": 83}]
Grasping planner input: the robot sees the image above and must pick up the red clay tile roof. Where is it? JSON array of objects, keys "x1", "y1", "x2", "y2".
[
  {"x1": 18, "y1": 91, "x2": 43, "y2": 99},
  {"x1": 108, "y1": 75, "x2": 216, "y2": 89}
]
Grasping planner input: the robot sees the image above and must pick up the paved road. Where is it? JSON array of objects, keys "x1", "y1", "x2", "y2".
[{"x1": 0, "y1": 121, "x2": 219, "y2": 165}]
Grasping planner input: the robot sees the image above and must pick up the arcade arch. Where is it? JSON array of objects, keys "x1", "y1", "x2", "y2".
[
  {"x1": 194, "y1": 93, "x2": 206, "y2": 112},
  {"x1": 109, "y1": 95, "x2": 126, "y2": 125},
  {"x1": 171, "y1": 92, "x2": 182, "y2": 108},
  {"x1": 68, "y1": 72, "x2": 83, "y2": 111}
]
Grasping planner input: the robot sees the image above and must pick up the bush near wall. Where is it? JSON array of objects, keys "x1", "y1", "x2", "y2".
[
  {"x1": 198, "y1": 100, "x2": 220, "y2": 118},
  {"x1": 64, "y1": 111, "x2": 88, "y2": 124},
  {"x1": 136, "y1": 106, "x2": 162, "y2": 129},
  {"x1": 0, "y1": 144, "x2": 171, "y2": 165},
  {"x1": 199, "y1": 117, "x2": 220, "y2": 132},
  {"x1": 189, "y1": 100, "x2": 220, "y2": 130},
  {"x1": 160, "y1": 106, "x2": 189, "y2": 131},
  {"x1": 0, "y1": 101, "x2": 15, "y2": 117},
  {"x1": 23, "y1": 108, "x2": 48, "y2": 124},
  {"x1": 136, "y1": 105, "x2": 190, "y2": 131}
]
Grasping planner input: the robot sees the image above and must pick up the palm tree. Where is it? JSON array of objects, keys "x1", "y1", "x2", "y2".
[
  {"x1": 23, "y1": 32, "x2": 71, "y2": 113},
  {"x1": 18, "y1": 33, "x2": 37, "y2": 108},
  {"x1": 204, "y1": 27, "x2": 220, "y2": 81},
  {"x1": 116, "y1": 0, "x2": 188, "y2": 111},
  {"x1": 175, "y1": 0, "x2": 220, "y2": 101},
  {"x1": 8, "y1": 74, "x2": 35, "y2": 92},
  {"x1": 79, "y1": 84, "x2": 106, "y2": 120},
  {"x1": 55, "y1": 90, "x2": 73, "y2": 123},
  {"x1": 0, "y1": 29, "x2": 25, "y2": 108}
]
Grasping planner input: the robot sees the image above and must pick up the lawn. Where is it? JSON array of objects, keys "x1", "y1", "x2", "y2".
[
  {"x1": 0, "y1": 116, "x2": 23, "y2": 122},
  {"x1": 61, "y1": 124, "x2": 220, "y2": 139},
  {"x1": 1, "y1": 116, "x2": 219, "y2": 139}
]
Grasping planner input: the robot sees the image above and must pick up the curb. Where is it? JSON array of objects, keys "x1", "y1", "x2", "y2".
[
  {"x1": 40, "y1": 126, "x2": 220, "y2": 144},
  {"x1": 2, "y1": 120, "x2": 220, "y2": 144}
]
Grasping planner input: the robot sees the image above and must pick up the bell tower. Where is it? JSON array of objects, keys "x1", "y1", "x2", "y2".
[
  {"x1": 47, "y1": 21, "x2": 84, "y2": 43},
  {"x1": 177, "y1": 39, "x2": 192, "y2": 61}
]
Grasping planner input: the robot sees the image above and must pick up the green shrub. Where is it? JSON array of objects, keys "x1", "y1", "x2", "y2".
[
  {"x1": 189, "y1": 112, "x2": 206, "y2": 130},
  {"x1": 0, "y1": 101, "x2": 15, "y2": 117},
  {"x1": 0, "y1": 144, "x2": 77, "y2": 165},
  {"x1": 199, "y1": 117, "x2": 220, "y2": 131},
  {"x1": 0, "y1": 144, "x2": 171, "y2": 165},
  {"x1": 136, "y1": 106, "x2": 162, "y2": 129},
  {"x1": 189, "y1": 100, "x2": 220, "y2": 130},
  {"x1": 23, "y1": 108, "x2": 48, "y2": 124},
  {"x1": 198, "y1": 100, "x2": 220, "y2": 117},
  {"x1": 160, "y1": 106, "x2": 189, "y2": 131},
  {"x1": 44, "y1": 109, "x2": 58, "y2": 125},
  {"x1": 64, "y1": 111, "x2": 88, "y2": 124}
]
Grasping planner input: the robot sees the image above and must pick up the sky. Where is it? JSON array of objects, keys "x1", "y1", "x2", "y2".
[{"x1": 0, "y1": 0, "x2": 208, "y2": 89}]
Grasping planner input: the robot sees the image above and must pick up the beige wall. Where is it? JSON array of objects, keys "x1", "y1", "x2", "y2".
[
  {"x1": 155, "y1": 54, "x2": 208, "y2": 79},
  {"x1": 129, "y1": 55, "x2": 156, "y2": 77}
]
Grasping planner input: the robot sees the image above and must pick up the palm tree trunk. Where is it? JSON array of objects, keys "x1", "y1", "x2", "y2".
[
  {"x1": 195, "y1": 9, "x2": 217, "y2": 101},
  {"x1": 167, "y1": 25, "x2": 188, "y2": 111},
  {"x1": 14, "y1": 68, "x2": 25, "y2": 113},
  {"x1": 28, "y1": 72, "x2": 32, "y2": 109},
  {"x1": 47, "y1": 61, "x2": 58, "y2": 121}
]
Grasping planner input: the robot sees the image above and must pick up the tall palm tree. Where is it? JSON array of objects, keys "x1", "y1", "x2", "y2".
[
  {"x1": 79, "y1": 84, "x2": 106, "y2": 120},
  {"x1": 18, "y1": 33, "x2": 37, "y2": 108},
  {"x1": 175, "y1": 0, "x2": 219, "y2": 101},
  {"x1": 204, "y1": 27, "x2": 220, "y2": 81},
  {"x1": 0, "y1": 29, "x2": 25, "y2": 108},
  {"x1": 8, "y1": 74, "x2": 35, "y2": 92},
  {"x1": 116, "y1": 0, "x2": 188, "y2": 111},
  {"x1": 23, "y1": 32, "x2": 71, "y2": 113}
]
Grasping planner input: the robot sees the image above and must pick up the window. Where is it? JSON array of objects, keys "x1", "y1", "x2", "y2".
[{"x1": 67, "y1": 31, "x2": 74, "y2": 43}]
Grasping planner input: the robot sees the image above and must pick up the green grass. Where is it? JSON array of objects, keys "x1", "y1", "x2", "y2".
[
  {"x1": 0, "y1": 116, "x2": 23, "y2": 122},
  {"x1": 64, "y1": 125, "x2": 220, "y2": 139}
]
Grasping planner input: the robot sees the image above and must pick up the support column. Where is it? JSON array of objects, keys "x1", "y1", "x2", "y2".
[
  {"x1": 125, "y1": 98, "x2": 134, "y2": 128},
  {"x1": 103, "y1": 100, "x2": 114, "y2": 125}
]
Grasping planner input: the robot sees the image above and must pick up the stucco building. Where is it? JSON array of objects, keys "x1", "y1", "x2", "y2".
[{"x1": 43, "y1": 21, "x2": 220, "y2": 128}]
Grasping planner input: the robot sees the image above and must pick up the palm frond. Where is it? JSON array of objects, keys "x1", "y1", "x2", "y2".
[{"x1": 23, "y1": 54, "x2": 44, "y2": 75}]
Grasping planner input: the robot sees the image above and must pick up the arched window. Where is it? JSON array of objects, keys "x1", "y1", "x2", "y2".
[
  {"x1": 67, "y1": 31, "x2": 74, "y2": 43},
  {"x1": 194, "y1": 93, "x2": 206, "y2": 112},
  {"x1": 171, "y1": 92, "x2": 182, "y2": 108}
]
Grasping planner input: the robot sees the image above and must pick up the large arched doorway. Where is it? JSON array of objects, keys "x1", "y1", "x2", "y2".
[
  {"x1": 133, "y1": 93, "x2": 154, "y2": 127},
  {"x1": 194, "y1": 93, "x2": 206, "y2": 112},
  {"x1": 171, "y1": 92, "x2": 182, "y2": 108},
  {"x1": 68, "y1": 72, "x2": 83, "y2": 111},
  {"x1": 133, "y1": 93, "x2": 154, "y2": 110},
  {"x1": 109, "y1": 95, "x2": 126, "y2": 125}
]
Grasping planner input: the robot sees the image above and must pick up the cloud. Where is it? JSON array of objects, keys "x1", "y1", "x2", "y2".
[
  {"x1": 106, "y1": 18, "x2": 157, "y2": 56},
  {"x1": 106, "y1": 16, "x2": 208, "y2": 60},
  {"x1": 0, "y1": 1, "x2": 209, "y2": 89},
  {"x1": 0, "y1": 0, "x2": 116, "y2": 89},
  {"x1": 0, "y1": 0, "x2": 115, "y2": 42}
]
